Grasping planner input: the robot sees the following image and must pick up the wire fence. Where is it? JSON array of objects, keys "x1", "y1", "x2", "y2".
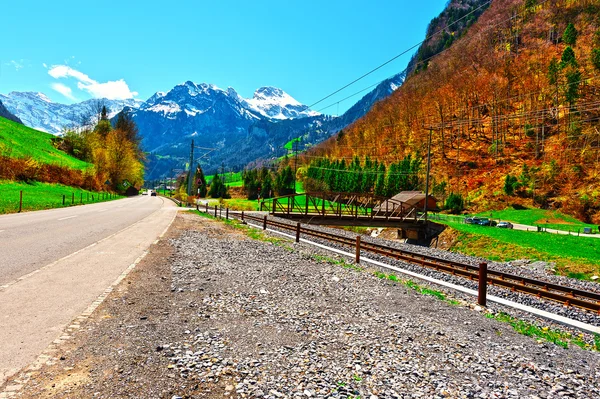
[{"x1": 1, "y1": 190, "x2": 121, "y2": 214}]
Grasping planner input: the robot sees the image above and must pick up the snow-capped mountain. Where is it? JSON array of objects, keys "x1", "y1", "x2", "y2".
[
  {"x1": 0, "y1": 99, "x2": 22, "y2": 124},
  {"x1": 0, "y1": 92, "x2": 142, "y2": 134},
  {"x1": 0, "y1": 82, "x2": 318, "y2": 135},
  {"x1": 141, "y1": 73, "x2": 405, "y2": 179},
  {"x1": 2, "y1": 74, "x2": 405, "y2": 179},
  {"x1": 240, "y1": 86, "x2": 320, "y2": 120}
]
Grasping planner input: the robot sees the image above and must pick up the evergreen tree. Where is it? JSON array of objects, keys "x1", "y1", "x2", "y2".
[
  {"x1": 243, "y1": 169, "x2": 260, "y2": 200},
  {"x1": 560, "y1": 46, "x2": 577, "y2": 69},
  {"x1": 275, "y1": 165, "x2": 295, "y2": 195},
  {"x1": 194, "y1": 165, "x2": 207, "y2": 197},
  {"x1": 374, "y1": 163, "x2": 387, "y2": 196},
  {"x1": 260, "y1": 172, "x2": 274, "y2": 199},
  {"x1": 208, "y1": 174, "x2": 230, "y2": 199},
  {"x1": 562, "y1": 23, "x2": 578, "y2": 46}
]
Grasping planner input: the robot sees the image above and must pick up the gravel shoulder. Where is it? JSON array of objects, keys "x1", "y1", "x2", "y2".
[{"x1": 4, "y1": 212, "x2": 599, "y2": 399}]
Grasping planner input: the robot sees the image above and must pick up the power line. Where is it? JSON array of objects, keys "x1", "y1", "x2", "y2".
[
  {"x1": 316, "y1": 0, "x2": 551, "y2": 114},
  {"x1": 307, "y1": 0, "x2": 493, "y2": 109}
]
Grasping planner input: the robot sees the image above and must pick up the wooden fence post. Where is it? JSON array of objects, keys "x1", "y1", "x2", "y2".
[
  {"x1": 214, "y1": 205, "x2": 218, "y2": 217},
  {"x1": 263, "y1": 215, "x2": 267, "y2": 230},
  {"x1": 296, "y1": 222, "x2": 301, "y2": 243},
  {"x1": 355, "y1": 236, "x2": 361, "y2": 264},
  {"x1": 478, "y1": 262, "x2": 488, "y2": 307},
  {"x1": 19, "y1": 190, "x2": 23, "y2": 213},
  {"x1": 226, "y1": 208, "x2": 229, "y2": 220},
  {"x1": 63, "y1": 195, "x2": 66, "y2": 206}
]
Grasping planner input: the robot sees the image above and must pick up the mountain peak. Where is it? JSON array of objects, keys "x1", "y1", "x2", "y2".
[
  {"x1": 243, "y1": 86, "x2": 317, "y2": 120},
  {"x1": 10, "y1": 91, "x2": 53, "y2": 103},
  {"x1": 254, "y1": 86, "x2": 286, "y2": 99}
]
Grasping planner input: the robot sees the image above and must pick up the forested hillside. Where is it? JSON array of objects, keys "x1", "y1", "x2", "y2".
[{"x1": 303, "y1": 0, "x2": 600, "y2": 223}]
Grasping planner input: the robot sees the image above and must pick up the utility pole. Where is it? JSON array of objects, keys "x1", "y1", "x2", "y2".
[
  {"x1": 293, "y1": 138, "x2": 300, "y2": 194},
  {"x1": 187, "y1": 140, "x2": 195, "y2": 197},
  {"x1": 424, "y1": 127, "x2": 433, "y2": 223}
]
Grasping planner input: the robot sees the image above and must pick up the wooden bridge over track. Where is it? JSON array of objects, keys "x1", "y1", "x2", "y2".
[{"x1": 261, "y1": 192, "x2": 440, "y2": 240}]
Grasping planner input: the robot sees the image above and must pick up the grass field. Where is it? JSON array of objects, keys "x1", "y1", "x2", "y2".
[
  {"x1": 0, "y1": 116, "x2": 91, "y2": 170},
  {"x1": 284, "y1": 137, "x2": 302, "y2": 151},
  {"x1": 474, "y1": 208, "x2": 596, "y2": 231},
  {"x1": 206, "y1": 172, "x2": 244, "y2": 187},
  {"x1": 438, "y1": 220, "x2": 600, "y2": 278},
  {"x1": 0, "y1": 180, "x2": 122, "y2": 214}
]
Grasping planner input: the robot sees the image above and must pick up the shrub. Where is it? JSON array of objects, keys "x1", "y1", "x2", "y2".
[
  {"x1": 445, "y1": 192, "x2": 464, "y2": 214},
  {"x1": 504, "y1": 174, "x2": 520, "y2": 196}
]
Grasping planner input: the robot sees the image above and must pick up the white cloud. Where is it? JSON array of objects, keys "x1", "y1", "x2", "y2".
[
  {"x1": 47, "y1": 65, "x2": 138, "y2": 100},
  {"x1": 6, "y1": 60, "x2": 24, "y2": 71},
  {"x1": 51, "y1": 83, "x2": 76, "y2": 100}
]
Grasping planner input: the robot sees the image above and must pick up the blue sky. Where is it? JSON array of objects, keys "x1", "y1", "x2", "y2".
[{"x1": 0, "y1": 1, "x2": 447, "y2": 114}]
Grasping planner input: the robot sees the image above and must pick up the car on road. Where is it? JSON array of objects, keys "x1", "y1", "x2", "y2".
[
  {"x1": 477, "y1": 218, "x2": 497, "y2": 226},
  {"x1": 464, "y1": 217, "x2": 481, "y2": 224},
  {"x1": 497, "y1": 221, "x2": 514, "y2": 229},
  {"x1": 150, "y1": 190, "x2": 157, "y2": 197}
]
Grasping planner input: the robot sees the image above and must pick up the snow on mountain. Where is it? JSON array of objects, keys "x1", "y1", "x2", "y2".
[
  {"x1": 241, "y1": 86, "x2": 320, "y2": 120},
  {"x1": 0, "y1": 99, "x2": 22, "y2": 124},
  {"x1": 0, "y1": 92, "x2": 142, "y2": 134}
]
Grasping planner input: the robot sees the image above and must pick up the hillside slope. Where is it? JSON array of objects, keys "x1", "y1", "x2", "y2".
[
  {"x1": 0, "y1": 116, "x2": 90, "y2": 170},
  {"x1": 306, "y1": 0, "x2": 600, "y2": 222},
  {"x1": 0, "y1": 100, "x2": 22, "y2": 124}
]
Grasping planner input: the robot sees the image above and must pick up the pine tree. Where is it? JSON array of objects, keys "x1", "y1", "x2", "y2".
[
  {"x1": 560, "y1": 47, "x2": 577, "y2": 69},
  {"x1": 195, "y1": 165, "x2": 207, "y2": 197},
  {"x1": 562, "y1": 23, "x2": 578, "y2": 46},
  {"x1": 374, "y1": 163, "x2": 387, "y2": 196}
]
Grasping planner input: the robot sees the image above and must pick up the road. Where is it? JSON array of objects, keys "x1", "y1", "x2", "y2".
[
  {"x1": 0, "y1": 196, "x2": 178, "y2": 386},
  {"x1": 511, "y1": 222, "x2": 599, "y2": 238},
  {"x1": 0, "y1": 195, "x2": 167, "y2": 285}
]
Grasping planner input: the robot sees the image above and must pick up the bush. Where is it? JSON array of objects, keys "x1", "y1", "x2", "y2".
[
  {"x1": 504, "y1": 174, "x2": 520, "y2": 196},
  {"x1": 445, "y1": 192, "x2": 464, "y2": 214}
]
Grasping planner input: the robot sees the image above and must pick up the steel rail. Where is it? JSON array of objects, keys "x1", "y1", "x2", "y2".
[{"x1": 220, "y1": 210, "x2": 600, "y2": 313}]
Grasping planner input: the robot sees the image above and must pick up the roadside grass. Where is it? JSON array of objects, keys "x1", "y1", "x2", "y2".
[
  {"x1": 192, "y1": 209, "x2": 287, "y2": 246},
  {"x1": 0, "y1": 180, "x2": 122, "y2": 214},
  {"x1": 195, "y1": 198, "x2": 261, "y2": 211},
  {"x1": 194, "y1": 208, "x2": 600, "y2": 352},
  {"x1": 486, "y1": 312, "x2": 600, "y2": 351},
  {"x1": 373, "y1": 271, "x2": 461, "y2": 305},
  {"x1": 0, "y1": 116, "x2": 90, "y2": 170},
  {"x1": 439, "y1": 221, "x2": 600, "y2": 278}
]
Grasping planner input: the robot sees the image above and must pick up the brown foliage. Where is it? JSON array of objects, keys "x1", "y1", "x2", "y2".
[
  {"x1": 307, "y1": 0, "x2": 600, "y2": 220},
  {"x1": 0, "y1": 155, "x2": 100, "y2": 190}
]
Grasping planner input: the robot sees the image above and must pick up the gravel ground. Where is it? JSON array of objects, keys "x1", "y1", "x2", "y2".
[
  {"x1": 5, "y1": 212, "x2": 599, "y2": 399},
  {"x1": 240, "y1": 212, "x2": 600, "y2": 327}
]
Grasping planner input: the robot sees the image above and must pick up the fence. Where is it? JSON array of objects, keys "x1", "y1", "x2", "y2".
[{"x1": 2, "y1": 190, "x2": 120, "y2": 214}]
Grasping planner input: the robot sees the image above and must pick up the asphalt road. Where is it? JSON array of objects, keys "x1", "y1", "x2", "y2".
[
  {"x1": 0, "y1": 195, "x2": 178, "y2": 386},
  {"x1": 0, "y1": 195, "x2": 164, "y2": 285}
]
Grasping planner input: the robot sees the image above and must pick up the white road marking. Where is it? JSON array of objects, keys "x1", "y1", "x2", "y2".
[
  {"x1": 0, "y1": 230, "x2": 5, "y2": 233},
  {"x1": 57, "y1": 216, "x2": 77, "y2": 221}
]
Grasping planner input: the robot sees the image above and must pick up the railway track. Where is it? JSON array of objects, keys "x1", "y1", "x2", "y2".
[{"x1": 202, "y1": 207, "x2": 600, "y2": 314}]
